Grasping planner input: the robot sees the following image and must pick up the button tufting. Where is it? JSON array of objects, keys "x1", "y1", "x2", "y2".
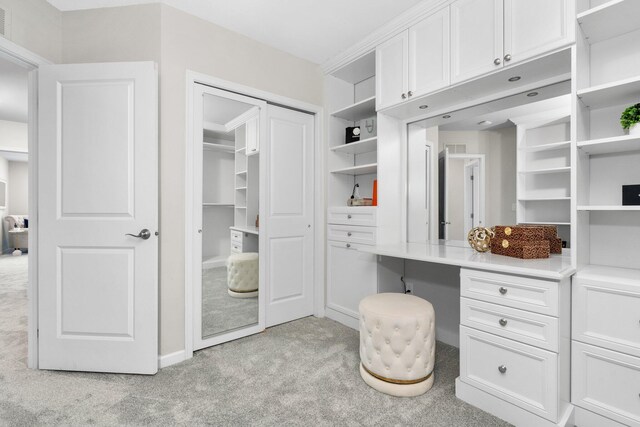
[{"x1": 385, "y1": 340, "x2": 390, "y2": 344}]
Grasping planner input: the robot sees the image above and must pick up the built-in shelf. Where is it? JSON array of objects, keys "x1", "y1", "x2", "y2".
[
  {"x1": 230, "y1": 225, "x2": 259, "y2": 235},
  {"x1": 519, "y1": 166, "x2": 571, "y2": 175},
  {"x1": 576, "y1": 263, "x2": 640, "y2": 283},
  {"x1": 203, "y1": 203, "x2": 234, "y2": 207},
  {"x1": 577, "y1": 0, "x2": 640, "y2": 45},
  {"x1": 330, "y1": 163, "x2": 378, "y2": 176},
  {"x1": 577, "y1": 134, "x2": 640, "y2": 155},
  {"x1": 331, "y1": 96, "x2": 376, "y2": 122},
  {"x1": 236, "y1": 147, "x2": 246, "y2": 153},
  {"x1": 522, "y1": 141, "x2": 571, "y2": 152},
  {"x1": 519, "y1": 197, "x2": 571, "y2": 201},
  {"x1": 236, "y1": 187, "x2": 247, "y2": 191},
  {"x1": 330, "y1": 137, "x2": 378, "y2": 155},
  {"x1": 577, "y1": 75, "x2": 640, "y2": 109},
  {"x1": 203, "y1": 142, "x2": 235, "y2": 153},
  {"x1": 519, "y1": 221, "x2": 571, "y2": 226},
  {"x1": 235, "y1": 206, "x2": 247, "y2": 209},
  {"x1": 577, "y1": 205, "x2": 640, "y2": 211},
  {"x1": 236, "y1": 170, "x2": 247, "y2": 175}
]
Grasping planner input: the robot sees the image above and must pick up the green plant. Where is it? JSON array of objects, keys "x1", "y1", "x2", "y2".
[{"x1": 620, "y1": 103, "x2": 640, "y2": 130}]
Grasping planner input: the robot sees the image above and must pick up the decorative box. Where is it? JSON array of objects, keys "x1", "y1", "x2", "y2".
[
  {"x1": 493, "y1": 225, "x2": 545, "y2": 241},
  {"x1": 490, "y1": 239, "x2": 550, "y2": 259},
  {"x1": 518, "y1": 224, "x2": 562, "y2": 254}
]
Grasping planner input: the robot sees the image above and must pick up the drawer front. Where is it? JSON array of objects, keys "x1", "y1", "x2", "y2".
[
  {"x1": 460, "y1": 326, "x2": 558, "y2": 421},
  {"x1": 460, "y1": 297, "x2": 559, "y2": 352},
  {"x1": 572, "y1": 341, "x2": 640, "y2": 426},
  {"x1": 327, "y1": 224, "x2": 376, "y2": 245},
  {"x1": 230, "y1": 230, "x2": 243, "y2": 244},
  {"x1": 328, "y1": 207, "x2": 376, "y2": 226},
  {"x1": 461, "y1": 269, "x2": 559, "y2": 316},
  {"x1": 573, "y1": 277, "x2": 640, "y2": 358},
  {"x1": 230, "y1": 241, "x2": 242, "y2": 254}
]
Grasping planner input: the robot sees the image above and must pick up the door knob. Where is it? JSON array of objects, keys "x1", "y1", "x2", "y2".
[
  {"x1": 504, "y1": 54, "x2": 512, "y2": 62},
  {"x1": 499, "y1": 318, "x2": 508, "y2": 327},
  {"x1": 126, "y1": 229, "x2": 151, "y2": 240},
  {"x1": 498, "y1": 365, "x2": 507, "y2": 374},
  {"x1": 499, "y1": 287, "x2": 508, "y2": 295},
  {"x1": 494, "y1": 58, "x2": 502, "y2": 65},
  {"x1": 401, "y1": 93, "x2": 407, "y2": 99}
]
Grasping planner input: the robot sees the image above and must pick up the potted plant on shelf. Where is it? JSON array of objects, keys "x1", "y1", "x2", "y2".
[{"x1": 621, "y1": 103, "x2": 640, "y2": 136}]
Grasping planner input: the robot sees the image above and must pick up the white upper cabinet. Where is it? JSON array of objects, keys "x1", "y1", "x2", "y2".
[
  {"x1": 376, "y1": 30, "x2": 408, "y2": 111},
  {"x1": 504, "y1": 0, "x2": 573, "y2": 65},
  {"x1": 409, "y1": 7, "x2": 451, "y2": 99},
  {"x1": 451, "y1": 0, "x2": 504, "y2": 84},
  {"x1": 245, "y1": 115, "x2": 259, "y2": 156}
]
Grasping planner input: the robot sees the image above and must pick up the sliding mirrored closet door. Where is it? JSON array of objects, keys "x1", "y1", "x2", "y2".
[{"x1": 192, "y1": 84, "x2": 266, "y2": 350}]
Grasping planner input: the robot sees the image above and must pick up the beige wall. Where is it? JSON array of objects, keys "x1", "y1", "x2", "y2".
[
  {"x1": 0, "y1": 155, "x2": 7, "y2": 253},
  {"x1": 0, "y1": 120, "x2": 27, "y2": 152},
  {"x1": 8, "y1": 160, "x2": 27, "y2": 214},
  {"x1": 158, "y1": 5, "x2": 323, "y2": 355},
  {"x1": 0, "y1": 0, "x2": 62, "y2": 63}
]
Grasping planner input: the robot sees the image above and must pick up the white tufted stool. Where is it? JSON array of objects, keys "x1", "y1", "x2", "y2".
[
  {"x1": 359, "y1": 293, "x2": 436, "y2": 397},
  {"x1": 226, "y1": 253, "x2": 259, "y2": 298}
]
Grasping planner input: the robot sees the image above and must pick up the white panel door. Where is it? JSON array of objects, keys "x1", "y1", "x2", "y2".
[
  {"x1": 376, "y1": 30, "x2": 408, "y2": 111},
  {"x1": 265, "y1": 106, "x2": 314, "y2": 327},
  {"x1": 504, "y1": 0, "x2": 573, "y2": 65},
  {"x1": 409, "y1": 7, "x2": 450, "y2": 98},
  {"x1": 38, "y1": 62, "x2": 158, "y2": 374},
  {"x1": 451, "y1": 0, "x2": 504, "y2": 84}
]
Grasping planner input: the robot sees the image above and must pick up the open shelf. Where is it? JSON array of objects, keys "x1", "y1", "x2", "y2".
[
  {"x1": 203, "y1": 203, "x2": 234, "y2": 207},
  {"x1": 203, "y1": 142, "x2": 235, "y2": 153},
  {"x1": 518, "y1": 197, "x2": 571, "y2": 201},
  {"x1": 235, "y1": 187, "x2": 247, "y2": 191},
  {"x1": 577, "y1": 0, "x2": 640, "y2": 45},
  {"x1": 577, "y1": 75, "x2": 640, "y2": 109},
  {"x1": 330, "y1": 163, "x2": 378, "y2": 176},
  {"x1": 577, "y1": 205, "x2": 640, "y2": 211},
  {"x1": 519, "y1": 166, "x2": 571, "y2": 175},
  {"x1": 519, "y1": 221, "x2": 571, "y2": 226},
  {"x1": 522, "y1": 141, "x2": 571, "y2": 152},
  {"x1": 235, "y1": 206, "x2": 247, "y2": 210},
  {"x1": 578, "y1": 134, "x2": 640, "y2": 155},
  {"x1": 236, "y1": 170, "x2": 247, "y2": 176},
  {"x1": 331, "y1": 96, "x2": 376, "y2": 122},
  {"x1": 330, "y1": 137, "x2": 378, "y2": 155},
  {"x1": 236, "y1": 147, "x2": 246, "y2": 153}
]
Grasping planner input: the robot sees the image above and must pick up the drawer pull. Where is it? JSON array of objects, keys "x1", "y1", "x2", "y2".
[
  {"x1": 499, "y1": 318, "x2": 508, "y2": 327},
  {"x1": 346, "y1": 243, "x2": 351, "y2": 248},
  {"x1": 499, "y1": 287, "x2": 508, "y2": 295},
  {"x1": 347, "y1": 232, "x2": 352, "y2": 236},
  {"x1": 347, "y1": 214, "x2": 352, "y2": 219},
  {"x1": 498, "y1": 365, "x2": 507, "y2": 374}
]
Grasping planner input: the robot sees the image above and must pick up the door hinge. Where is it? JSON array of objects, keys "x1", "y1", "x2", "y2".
[
  {"x1": 37, "y1": 329, "x2": 39, "y2": 337},
  {"x1": 470, "y1": 175, "x2": 474, "y2": 181},
  {"x1": 471, "y1": 213, "x2": 474, "y2": 219}
]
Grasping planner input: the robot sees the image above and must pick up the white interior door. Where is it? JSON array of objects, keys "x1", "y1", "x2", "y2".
[
  {"x1": 38, "y1": 62, "x2": 158, "y2": 374},
  {"x1": 265, "y1": 105, "x2": 314, "y2": 327}
]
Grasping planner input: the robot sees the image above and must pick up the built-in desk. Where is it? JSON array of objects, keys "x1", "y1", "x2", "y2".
[{"x1": 360, "y1": 240, "x2": 575, "y2": 427}]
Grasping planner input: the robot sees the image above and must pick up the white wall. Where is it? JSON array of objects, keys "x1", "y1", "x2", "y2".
[
  {"x1": 0, "y1": 156, "x2": 8, "y2": 253},
  {"x1": 8, "y1": 160, "x2": 27, "y2": 214},
  {"x1": 0, "y1": 120, "x2": 28, "y2": 152}
]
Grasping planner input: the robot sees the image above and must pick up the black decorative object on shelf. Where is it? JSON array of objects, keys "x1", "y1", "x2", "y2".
[
  {"x1": 622, "y1": 184, "x2": 640, "y2": 206},
  {"x1": 345, "y1": 126, "x2": 360, "y2": 144}
]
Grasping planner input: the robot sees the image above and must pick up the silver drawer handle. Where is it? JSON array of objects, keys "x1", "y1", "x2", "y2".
[
  {"x1": 347, "y1": 232, "x2": 352, "y2": 236},
  {"x1": 499, "y1": 318, "x2": 508, "y2": 327},
  {"x1": 498, "y1": 365, "x2": 507, "y2": 374},
  {"x1": 346, "y1": 243, "x2": 351, "y2": 248},
  {"x1": 499, "y1": 287, "x2": 508, "y2": 295}
]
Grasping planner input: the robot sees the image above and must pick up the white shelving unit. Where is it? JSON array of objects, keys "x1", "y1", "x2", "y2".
[{"x1": 234, "y1": 124, "x2": 259, "y2": 229}]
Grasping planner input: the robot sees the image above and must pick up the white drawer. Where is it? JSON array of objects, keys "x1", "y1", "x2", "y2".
[
  {"x1": 327, "y1": 224, "x2": 376, "y2": 245},
  {"x1": 328, "y1": 207, "x2": 376, "y2": 226},
  {"x1": 230, "y1": 229, "x2": 243, "y2": 244},
  {"x1": 461, "y1": 269, "x2": 559, "y2": 316},
  {"x1": 230, "y1": 241, "x2": 242, "y2": 254},
  {"x1": 460, "y1": 326, "x2": 558, "y2": 421},
  {"x1": 572, "y1": 341, "x2": 640, "y2": 426},
  {"x1": 460, "y1": 297, "x2": 559, "y2": 352},
  {"x1": 573, "y1": 276, "x2": 640, "y2": 358}
]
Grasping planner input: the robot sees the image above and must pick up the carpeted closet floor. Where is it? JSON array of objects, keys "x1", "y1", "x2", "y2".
[{"x1": 0, "y1": 254, "x2": 510, "y2": 426}]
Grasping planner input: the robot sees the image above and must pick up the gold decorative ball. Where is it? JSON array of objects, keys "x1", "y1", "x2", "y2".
[{"x1": 467, "y1": 227, "x2": 495, "y2": 253}]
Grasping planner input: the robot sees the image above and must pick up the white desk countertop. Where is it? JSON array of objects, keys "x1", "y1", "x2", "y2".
[
  {"x1": 360, "y1": 241, "x2": 575, "y2": 281},
  {"x1": 229, "y1": 225, "x2": 259, "y2": 235}
]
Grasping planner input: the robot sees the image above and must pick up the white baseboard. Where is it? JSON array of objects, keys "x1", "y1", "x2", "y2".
[
  {"x1": 325, "y1": 307, "x2": 359, "y2": 330},
  {"x1": 158, "y1": 349, "x2": 187, "y2": 368}
]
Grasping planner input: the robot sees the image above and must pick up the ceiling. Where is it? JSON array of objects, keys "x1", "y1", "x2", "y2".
[
  {"x1": 0, "y1": 57, "x2": 29, "y2": 123},
  {"x1": 47, "y1": 0, "x2": 425, "y2": 64}
]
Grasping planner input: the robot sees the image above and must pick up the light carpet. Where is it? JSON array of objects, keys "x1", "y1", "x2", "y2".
[{"x1": 0, "y1": 254, "x2": 510, "y2": 426}]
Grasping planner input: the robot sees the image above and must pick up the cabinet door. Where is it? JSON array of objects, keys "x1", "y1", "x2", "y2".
[
  {"x1": 451, "y1": 0, "x2": 503, "y2": 84},
  {"x1": 376, "y1": 30, "x2": 408, "y2": 111},
  {"x1": 326, "y1": 241, "x2": 377, "y2": 319},
  {"x1": 246, "y1": 116, "x2": 259, "y2": 156},
  {"x1": 409, "y1": 7, "x2": 450, "y2": 98},
  {"x1": 504, "y1": 0, "x2": 573, "y2": 65}
]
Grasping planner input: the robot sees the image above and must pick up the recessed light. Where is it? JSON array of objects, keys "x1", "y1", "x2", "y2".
[
  {"x1": 477, "y1": 120, "x2": 492, "y2": 126},
  {"x1": 442, "y1": 115, "x2": 451, "y2": 119},
  {"x1": 527, "y1": 92, "x2": 539, "y2": 97},
  {"x1": 419, "y1": 105, "x2": 429, "y2": 109},
  {"x1": 508, "y1": 76, "x2": 521, "y2": 82}
]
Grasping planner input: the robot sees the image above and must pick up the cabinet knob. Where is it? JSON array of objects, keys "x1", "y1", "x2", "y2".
[
  {"x1": 346, "y1": 243, "x2": 351, "y2": 248},
  {"x1": 347, "y1": 214, "x2": 352, "y2": 219},
  {"x1": 408, "y1": 91, "x2": 413, "y2": 97},
  {"x1": 494, "y1": 58, "x2": 502, "y2": 65},
  {"x1": 499, "y1": 287, "x2": 508, "y2": 295},
  {"x1": 401, "y1": 93, "x2": 407, "y2": 99},
  {"x1": 499, "y1": 318, "x2": 508, "y2": 327},
  {"x1": 197, "y1": 229, "x2": 202, "y2": 234},
  {"x1": 347, "y1": 232, "x2": 352, "y2": 237},
  {"x1": 504, "y1": 54, "x2": 512, "y2": 62},
  {"x1": 498, "y1": 365, "x2": 507, "y2": 374}
]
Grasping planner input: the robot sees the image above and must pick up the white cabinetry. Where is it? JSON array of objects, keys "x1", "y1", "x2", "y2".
[
  {"x1": 245, "y1": 116, "x2": 259, "y2": 156},
  {"x1": 375, "y1": 31, "x2": 407, "y2": 111}
]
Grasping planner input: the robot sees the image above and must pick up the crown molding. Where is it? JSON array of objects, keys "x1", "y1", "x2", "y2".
[{"x1": 321, "y1": 0, "x2": 450, "y2": 75}]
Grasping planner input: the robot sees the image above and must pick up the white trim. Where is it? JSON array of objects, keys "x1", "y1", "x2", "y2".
[
  {"x1": 321, "y1": 0, "x2": 449, "y2": 75},
  {"x1": 225, "y1": 106, "x2": 259, "y2": 132},
  {"x1": 184, "y1": 71, "x2": 325, "y2": 360},
  {"x1": 158, "y1": 350, "x2": 187, "y2": 368}
]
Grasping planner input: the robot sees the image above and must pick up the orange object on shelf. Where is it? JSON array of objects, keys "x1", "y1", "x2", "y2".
[{"x1": 372, "y1": 180, "x2": 378, "y2": 206}]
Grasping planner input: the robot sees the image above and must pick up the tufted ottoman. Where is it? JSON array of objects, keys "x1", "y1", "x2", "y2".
[
  {"x1": 359, "y1": 293, "x2": 436, "y2": 397},
  {"x1": 226, "y1": 253, "x2": 259, "y2": 298}
]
